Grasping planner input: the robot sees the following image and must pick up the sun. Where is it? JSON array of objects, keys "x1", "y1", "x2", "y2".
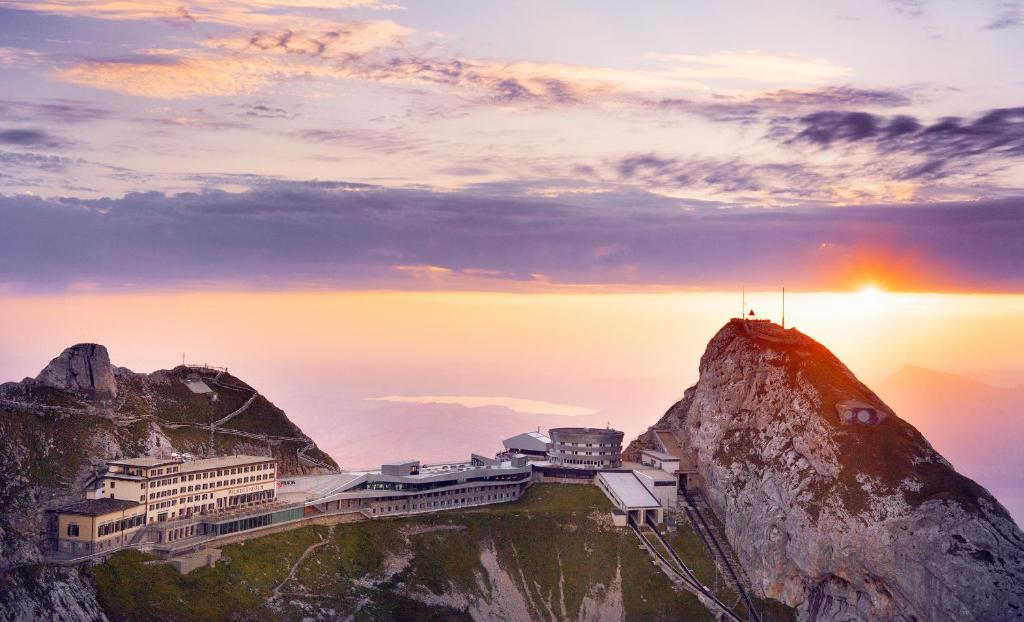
[{"x1": 857, "y1": 284, "x2": 884, "y2": 305}]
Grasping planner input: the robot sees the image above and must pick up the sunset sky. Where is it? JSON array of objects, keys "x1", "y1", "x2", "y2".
[
  {"x1": 1, "y1": 0, "x2": 1024, "y2": 292},
  {"x1": 2, "y1": 1, "x2": 1024, "y2": 516}
]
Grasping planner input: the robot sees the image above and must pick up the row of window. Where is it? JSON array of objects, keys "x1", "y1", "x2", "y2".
[
  {"x1": 371, "y1": 489, "x2": 518, "y2": 515},
  {"x1": 148, "y1": 474, "x2": 272, "y2": 500},
  {"x1": 98, "y1": 514, "x2": 146, "y2": 537},
  {"x1": 147, "y1": 463, "x2": 274, "y2": 488}
]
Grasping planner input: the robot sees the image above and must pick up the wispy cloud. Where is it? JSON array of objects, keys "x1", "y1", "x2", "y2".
[
  {"x1": 0, "y1": 0, "x2": 403, "y2": 28},
  {"x1": 646, "y1": 51, "x2": 852, "y2": 85}
]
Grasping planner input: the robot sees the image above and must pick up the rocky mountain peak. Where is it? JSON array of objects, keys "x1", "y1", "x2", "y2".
[
  {"x1": 631, "y1": 318, "x2": 1024, "y2": 621},
  {"x1": 35, "y1": 343, "x2": 117, "y2": 401}
]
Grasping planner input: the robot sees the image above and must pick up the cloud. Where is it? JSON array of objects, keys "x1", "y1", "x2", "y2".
[
  {"x1": 777, "y1": 107, "x2": 1024, "y2": 178},
  {"x1": 652, "y1": 86, "x2": 912, "y2": 123},
  {"x1": 53, "y1": 54, "x2": 279, "y2": 98},
  {"x1": 0, "y1": 128, "x2": 68, "y2": 148},
  {"x1": 614, "y1": 153, "x2": 826, "y2": 197},
  {"x1": 0, "y1": 98, "x2": 112, "y2": 124},
  {"x1": 2, "y1": 181, "x2": 1022, "y2": 292},
  {"x1": 986, "y1": 1, "x2": 1023, "y2": 29},
  {"x1": 647, "y1": 51, "x2": 852, "y2": 85},
  {"x1": 0, "y1": 0, "x2": 403, "y2": 28}
]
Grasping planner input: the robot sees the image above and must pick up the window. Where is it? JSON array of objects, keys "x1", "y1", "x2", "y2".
[
  {"x1": 67, "y1": 523, "x2": 79, "y2": 537},
  {"x1": 110, "y1": 481, "x2": 116, "y2": 488}
]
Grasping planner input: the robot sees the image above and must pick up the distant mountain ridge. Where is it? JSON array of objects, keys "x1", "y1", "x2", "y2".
[
  {"x1": 877, "y1": 363, "x2": 1024, "y2": 524},
  {"x1": 0, "y1": 343, "x2": 337, "y2": 621}
]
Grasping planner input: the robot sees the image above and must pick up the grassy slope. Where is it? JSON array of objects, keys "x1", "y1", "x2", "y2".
[{"x1": 91, "y1": 485, "x2": 715, "y2": 622}]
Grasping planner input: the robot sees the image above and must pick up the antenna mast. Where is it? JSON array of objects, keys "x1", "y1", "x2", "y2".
[
  {"x1": 741, "y1": 286, "x2": 746, "y2": 319},
  {"x1": 782, "y1": 287, "x2": 785, "y2": 329}
]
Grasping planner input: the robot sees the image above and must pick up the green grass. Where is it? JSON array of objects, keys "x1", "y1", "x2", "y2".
[
  {"x1": 91, "y1": 526, "x2": 326, "y2": 622},
  {"x1": 91, "y1": 485, "x2": 717, "y2": 621}
]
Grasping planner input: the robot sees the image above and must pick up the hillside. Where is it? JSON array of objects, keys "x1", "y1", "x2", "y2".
[
  {"x1": 85, "y1": 485, "x2": 717, "y2": 622},
  {"x1": 0, "y1": 344, "x2": 337, "y2": 621},
  {"x1": 628, "y1": 320, "x2": 1024, "y2": 621}
]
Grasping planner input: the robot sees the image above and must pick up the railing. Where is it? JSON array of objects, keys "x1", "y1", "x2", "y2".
[
  {"x1": 628, "y1": 516, "x2": 745, "y2": 622},
  {"x1": 682, "y1": 489, "x2": 761, "y2": 622}
]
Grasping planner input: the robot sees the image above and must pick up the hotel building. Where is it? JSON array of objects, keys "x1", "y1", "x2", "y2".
[{"x1": 85, "y1": 455, "x2": 278, "y2": 523}]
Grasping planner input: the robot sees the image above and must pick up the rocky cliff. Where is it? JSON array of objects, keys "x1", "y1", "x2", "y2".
[
  {"x1": 628, "y1": 319, "x2": 1024, "y2": 621},
  {"x1": 0, "y1": 345, "x2": 338, "y2": 622}
]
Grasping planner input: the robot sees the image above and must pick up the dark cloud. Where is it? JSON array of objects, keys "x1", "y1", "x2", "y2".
[
  {"x1": 0, "y1": 98, "x2": 112, "y2": 124},
  {"x1": 652, "y1": 86, "x2": 911, "y2": 124},
  {"x1": 777, "y1": 106, "x2": 1024, "y2": 178},
  {"x1": 241, "y1": 103, "x2": 293, "y2": 119},
  {"x1": 0, "y1": 128, "x2": 68, "y2": 148},
  {"x1": 2, "y1": 181, "x2": 1021, "y2": 292},
  {"x1": 986, "y1": 2, "x2": 1023, "y2": 29}
]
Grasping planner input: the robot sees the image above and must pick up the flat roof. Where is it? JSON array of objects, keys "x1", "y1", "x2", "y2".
[
  {"x1": 179, "y1": 455, "x2": 275, "y2": 473},
  {"x1": 598, "y1": 472, "x2": 660, "y2": 508},
  {"x1": 640, "y1": 449, "x2": 680, "y2": 461},
  {"x1": 108, "y1": 455, "x2": 274, "y2": 472},
  {"x1": 276, "y1": 473, "x2": 364, "y2": 502},
  {"x1": 634, "y1": 467, "x2": 677, "y2": 482},
  {"x1": 54, "y1": 498, "x2": 142, "y2": 517},
  {"x1": 108, "y1": 457, "x2": 182, "y2": 467}
]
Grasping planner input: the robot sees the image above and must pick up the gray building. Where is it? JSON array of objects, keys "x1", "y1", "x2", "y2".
[{"x1": 547, "y1": 427, "x2": 624, "y2": 468}]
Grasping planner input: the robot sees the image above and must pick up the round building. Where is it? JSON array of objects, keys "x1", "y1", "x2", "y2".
[{"x1": 547, "y1": 427, "x2": 624, "y2": 469}]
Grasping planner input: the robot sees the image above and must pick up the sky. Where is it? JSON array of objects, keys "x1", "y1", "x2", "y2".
[
  {"x1": 1, "y1": 0, "x2": 1024, "y2": 292},
  {"x1": 2, "y1": 1, "x2": 1024, "y2": 517}
]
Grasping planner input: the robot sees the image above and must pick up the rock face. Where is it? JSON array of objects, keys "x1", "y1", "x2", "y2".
[
  {"x1": 36, "y1": 344, "x2": 117, "y2": 400},
  {"x1": 629, "y1": 319, "x2": 1024, "y2": 621}
]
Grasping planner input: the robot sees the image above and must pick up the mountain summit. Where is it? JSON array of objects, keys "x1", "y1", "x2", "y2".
[{"x1": 629, "y1": 319, "x2": 1024, "y2": 621}]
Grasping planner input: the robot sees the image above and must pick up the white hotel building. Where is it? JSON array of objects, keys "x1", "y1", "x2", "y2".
[{"x1": 85, "y1": 455, "x2": 278, "y2": 523}]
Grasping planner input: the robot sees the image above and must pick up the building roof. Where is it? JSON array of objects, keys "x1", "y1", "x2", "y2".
[
  {"x1": 640, "y1": 449, "x2": 680, "y2": 462},
  {"x1": 178, "y1": 455, "x2": 275, "y2": 473},
  {"x1": 598, "y1": 472, "x2": 661, "y2": 508},
  {"x1": 653, "y1": 430, "x2": 684, "y2": 458},
  {"x1": 107, "y1": 457, "x2": 182, "y2": 468},
  {"x1": 502, "y1": 431, "x2": 552, "y2": 452},
  {"x1": 54, "y1": 498, "x2": 142, "y2": 517},
  {"x1": 183, "y1": 379, "x2": 214, "y2": 394},
  {"x1": 107, "y1": 454, "x2": 274, "y2": 473},
  {"x1": 634, "y1": 467, "x2": 677, "y2": 483}
]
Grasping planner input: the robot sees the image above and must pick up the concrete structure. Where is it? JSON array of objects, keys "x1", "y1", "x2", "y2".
[
  {"x1": 502, "y1": 431, "x2": 552, "y2": 459},
  {"x1": 595, "y1": 472, "x2": 663, "y2": 524},
  {"x1": 649, "y1": 428, "x2": 698, "y2": 492},
  {"x1": 170, "y1": 548, "x2": 222, "y2": 574},
  {"x1": 634, "y1": 467, "x2": 678, "y2": 509},
  {"x1": 639, "y1": 449, "x2": 681, "y2": 474},
  {"x1": 835, "y1": 399, "x2": 889, "y2": 426},
  {"x1": 547, "y1": 427, "x2": 623, "y2": 468},
  {"x1": 280, "y1": 455, "x2": 533, "y2": 519}
]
